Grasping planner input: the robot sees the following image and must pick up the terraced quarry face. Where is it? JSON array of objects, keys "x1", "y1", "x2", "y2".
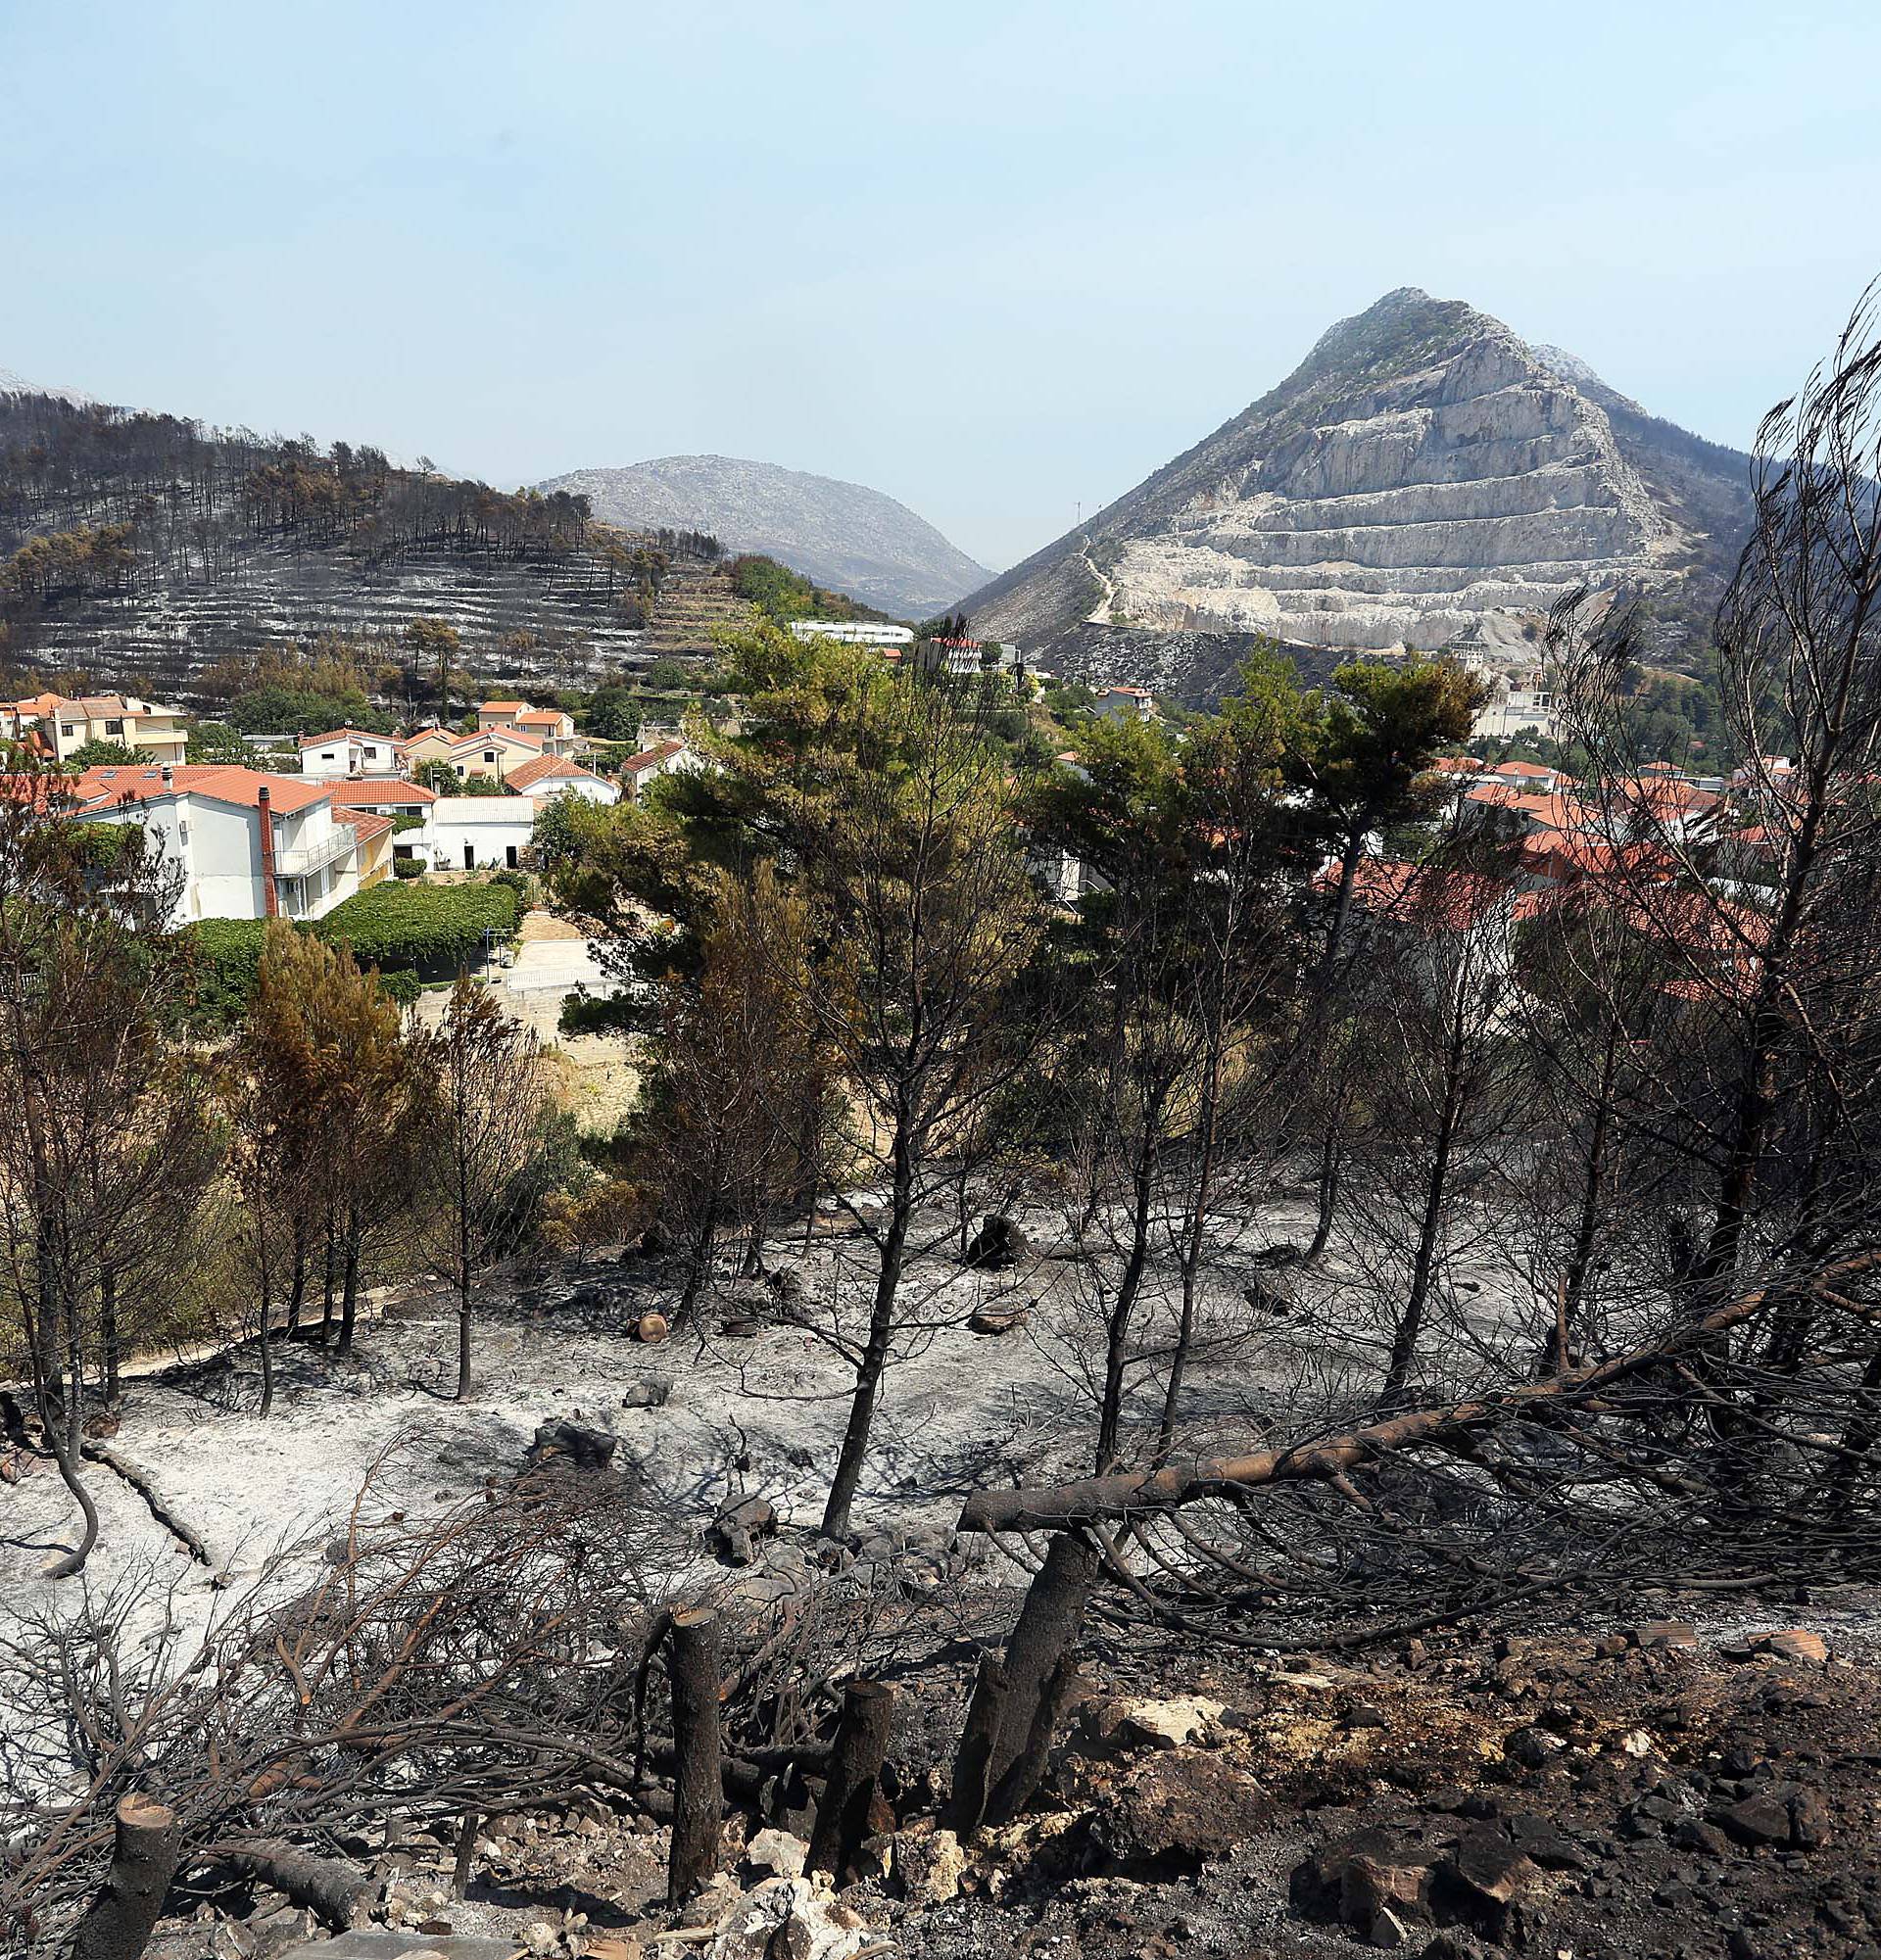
[
  {"x1": 1106, "y1": 335, "x2": 1673, "y2": 651},
  {"x1": 961, "y1": 287, "x2": 1746, "y2": 679}
]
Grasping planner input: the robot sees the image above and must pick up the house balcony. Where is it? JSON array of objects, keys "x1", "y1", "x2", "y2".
[{"x1": 273, "y1": 827, "x2": 358, "y2": 877}]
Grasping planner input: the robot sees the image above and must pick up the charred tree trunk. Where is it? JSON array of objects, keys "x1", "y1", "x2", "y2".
[
  {"x1": 822, "y1": 1126, "x2": 914, "y2": 1539},
  {"x1": 985, "y1": 1532, "x2": 1096, "y2": 1793},
  {"x1": 985, "y1": 1656, "x2": 1081, "y2": 1828},
  {"x1": 337, "y1": 1215, "x2": 362, "y2": 1357},
  {"x1": 208, "y1": 1842, "x2": 370, "y2": 1930},
  {"x1": 807, "y1": 1680, "x2": 895, "y2": 1883},
  {"x1": 73, "y1": 1794, "x2": 182, "y2": 1960},
  {"x1": 666, "y1": 1608, "x2": 723, "y2": 1904},
  {"x1": 1307, "y1": 1115, "x2": 1343, "y2": 1262},
  {"x1": 942, "y1": 1651, "x2": 1009, "y2": 1837}
]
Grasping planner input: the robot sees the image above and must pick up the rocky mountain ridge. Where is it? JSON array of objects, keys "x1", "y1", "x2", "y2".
[
  {"x1": 538, "y1": 454, "x2": 989, "y2": 620},
  {"x1": 959, "y1": 288, "x2": 1756, "y2": 696}
]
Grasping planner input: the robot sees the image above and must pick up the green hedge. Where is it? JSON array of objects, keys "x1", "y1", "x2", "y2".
[
  {"x1": 179, "y1": 885, "x2": 515, "y2": 1025},
  {"x1": 185, "y1": 919, "x2": 268, "y2": 1029},
  {"x1": 315, "y1": 880, "x2": 523, "y2": 980}
]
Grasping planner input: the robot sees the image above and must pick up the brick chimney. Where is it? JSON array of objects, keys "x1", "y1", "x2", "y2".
[{"x1": 257, "y1": 783, "x2": 280, "y2": 919}]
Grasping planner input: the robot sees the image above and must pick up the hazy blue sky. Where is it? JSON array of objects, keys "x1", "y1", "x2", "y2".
[{"x1": 4, "y1": 1, "x2": 1879, "y2": 573}]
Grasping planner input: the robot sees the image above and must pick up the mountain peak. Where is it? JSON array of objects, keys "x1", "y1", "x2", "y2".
[
  {"x1": 538, "y1": 454, "x2": 989, "y2": 618},
  {"x1": 957, "y1": 292, "x2": 1754, "y2": 693}
]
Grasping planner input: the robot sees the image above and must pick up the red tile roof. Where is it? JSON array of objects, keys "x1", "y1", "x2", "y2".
[
  {"x1": 72, "y1": 764, "x2": 333, "y2": 815},
  {"x1": 1326, "y1": 858, "x2": 1512, "y2": 932},
  {"x1": 326, "y1": 778, "x2": 437, "y2": 806},
  {"x1": 622, "y1": 739, "x2": 688, "y2": 773},
  {"x1": 508, "y1": 754, "x2": 607, "y2": 791},
  {"x1": 334, "y1": 809, "x2": 394, "y2": 842},
  {"x1": 297, "y1": 727, "x2": 394, "y2": 749}
]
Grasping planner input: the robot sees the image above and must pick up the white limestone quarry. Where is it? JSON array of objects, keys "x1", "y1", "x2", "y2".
[
  {"x1": 970, "y1": 287, "x2": 1722, "y2": 670},
  {"x1": 1095, "y1": 316, "x2": 1680, "y2": 653}
]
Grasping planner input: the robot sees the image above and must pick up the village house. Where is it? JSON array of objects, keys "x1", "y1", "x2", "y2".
[
  {"x1": 619, "y1": 736, "x2": 697, "y2": 802},
  {"x1": 334, "y1": 809, "x2": 396, "y2": 887},
  {"x1": 1330, "y1": 857, "x2": 1519, "y2": 987},
  {"x1": 506, "y1": 753, "x2": 621, "y2": 803},
  {"x1": 788, "y1": 620, "x2": 916, "y2": 649},
  {"x1": 402, "y1": 723, "x2": 547, "y2": 786},
  {"x1": 477, "y1": 699, "x2": 579, "y2": 754},
  {"x1": 297, "y1": 726, "x2": 408, "y2": 781},
  {"x1": 420, "y1": 794, "x2": 541, "y2": 872},
  {"x1": 1089, "y1": 683, "x2": 1160, "y2": 724},
  {"x1": 1, "y1": 691, "x2": 189, "y2": 764},
  {"x1": 67, "y1": 763, "x2": 361, "y2": 925},
  {"x1": 323, "y1": 778, "x2": 438, "y2": 819}
]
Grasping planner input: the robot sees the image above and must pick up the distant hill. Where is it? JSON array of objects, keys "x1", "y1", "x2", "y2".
[
  {"x1": 0, "y1": 366, "x2": 93, "y2": 407},
  {"x1": 958, "y1": 288, "x2": 1756, "y2": 702},
  {"x1": 537, "y1": 455, "x2": 989, "y2": 620},
  {"x1": 0, "y1": 386, "x2": 720, "y2": 698}
]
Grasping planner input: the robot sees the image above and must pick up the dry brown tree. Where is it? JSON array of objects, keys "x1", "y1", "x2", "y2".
[
  {"x1": 0, "y1": 780, "x2": 208, "y2": 1576},
  {"x1": 414, "y1": 979, "x2": 548, "y2": 1401}
]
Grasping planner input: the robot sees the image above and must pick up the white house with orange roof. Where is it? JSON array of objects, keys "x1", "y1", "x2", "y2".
[
  {"x1": 2, "y1": 692, "x2": 188, "y2": 764},
  {"x1": 1089, "y1": 684, "x2": 1160, "y2": 724},
  {"x1": 401, "y1": 723, "x2": 546, "y2": 785},
  {"x1": 619, "y1": 736, "x2": 698, "y2": 802},
  {"x1": 477, "y1": 698, "x2": 578, "y2": 754},
  {"x1": 68, "y1": 763, "x2": 362, "y2": 924},
  {"x1": 506, "y1": 752, "x2": 620, "y2": 803},
  {"x1": 297, "y1": 726, "x2": 409, "y2": 781}
]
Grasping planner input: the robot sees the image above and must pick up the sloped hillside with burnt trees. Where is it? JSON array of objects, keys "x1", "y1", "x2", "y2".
[{"x1": 0, "y1": 392, "x2": 721, "y2": 694}]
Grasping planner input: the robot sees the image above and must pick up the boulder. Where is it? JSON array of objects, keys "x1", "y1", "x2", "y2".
[
  {"x1": 1093, "y1": 1750, "x2": 1270, "y2": 1868},
  {"x1": 746, "y1": 1828, "x2": 809, "y2": 1880},
  {"x1": 1113, "y1": 1695, "x2": 1229, "y2": 1751},
  {"x1": 1293, "y1": 1827, "x2": 1438, "y2": 1945},
  {"x1": 1756, "y1": 1628, "x2": 1828, "y2": 1664},
  {"x1": 1715, "y1": 1793, "x2": 1792, "y2": 1847},
  {"x1": 711, "y1": 1495, "x2": 779, "y2": 1566},
  {"x1": 620, "y1": 1378, "x2": 670, "y2": 1410},
  {"x1": 706, "y1": 1878, "x2": 869, "y2": 1960},
  {"x1": 1441, "y1": 1826, "x2": 1539, "y2": 1908},
  {"x1": 1242, "y1": 1272, "x2": 1297, "y2": 1316},
  {"x1": 964, "y1": 1215, "x2": 1030, "y2": 1269},
  {"x1": 525, "y1": 1420, "x2": 617, "y2": 1472},
  {"x1": 968, "y1": 1301, "x2": 1032, "y2": 1336},
  {"x1": 892, "y1": 1825, "x2": 967, "y2": 1903},
  {"x1": 1248, "y1": 1242, "x2": 1308, "y2": 1268}
]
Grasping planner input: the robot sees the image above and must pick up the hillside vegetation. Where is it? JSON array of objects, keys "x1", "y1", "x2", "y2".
[{"x1": 0, "y1": 392, "x2": 712, "y2": 697}]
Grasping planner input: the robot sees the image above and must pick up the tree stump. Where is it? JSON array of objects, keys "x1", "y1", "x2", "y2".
[
  {"x1": 807, "y1": 1679, "x2": 896, "y2": 1882},
  {"x1": 984, "y1": 1532, "x2": 1096, "y2": 1793},
  {"x1": 942, "y1": 1651, "x2": 1009, "y2": 1836},
  {"x1": 667, "y1": 1608, "x2": 723, "y2": 1903},
  {"x1": 73, "y1": 1793, "x2": 182, "y2": 1960}
]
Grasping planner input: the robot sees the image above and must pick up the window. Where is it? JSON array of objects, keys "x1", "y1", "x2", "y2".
[
  {"x1": 61, "y1": 725, "x2": 77, "y2": 738},
  {"x1": 105, "y1": 719, "x2": 124, "y2": 736},
  {"x1": 484, "y1": 750, "x2": 498, "y2": 764}
]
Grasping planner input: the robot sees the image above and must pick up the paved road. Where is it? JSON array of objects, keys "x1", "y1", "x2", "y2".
[{"x1": 412, "y1": 936, "x2": 619, "y2": 1040}]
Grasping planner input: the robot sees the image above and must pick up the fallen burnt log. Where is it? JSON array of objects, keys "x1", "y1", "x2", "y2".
[{"x1": 957, "y1": 1254, "x2": 1881, "y2": 1537}]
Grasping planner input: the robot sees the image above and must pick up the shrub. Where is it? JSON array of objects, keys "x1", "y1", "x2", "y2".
[
  {"x1": 393, "y1": 856, "x2": 424, "y2": 880},
  {"x1": 316, "y1": 880, "x2": 523, "y2": 980},
  {"x1": 67, "y1": 738, "x2": 154, "y2": 768},
  {"x1": 180, "y1": 919, "x2": 431, "y2": 1027},
  {"x1": 182, "y1": 918, "x2": 267, "y2": 1029}
]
